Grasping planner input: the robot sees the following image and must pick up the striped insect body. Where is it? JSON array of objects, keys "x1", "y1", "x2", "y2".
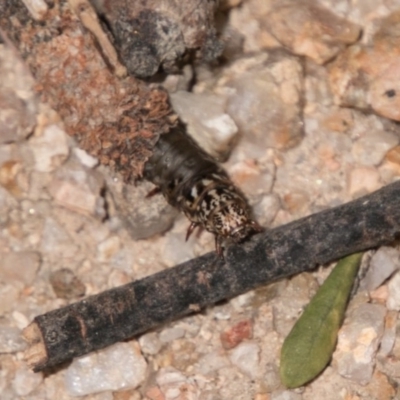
[{"x1": 144, "y1": 124, "x2": 262, "y2": 256}]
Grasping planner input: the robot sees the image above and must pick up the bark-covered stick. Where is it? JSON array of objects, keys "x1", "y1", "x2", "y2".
[
  {"x1": 0, "y1": 1, "x2": 175, "y2": 182},
  {"x1": 23, "y1": 181, "x2": 400, "y2": 371}
]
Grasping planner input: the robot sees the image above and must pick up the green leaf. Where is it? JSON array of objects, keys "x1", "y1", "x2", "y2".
[{"x1": 279, "y1": 253, "x2": 363, "y2": 388}]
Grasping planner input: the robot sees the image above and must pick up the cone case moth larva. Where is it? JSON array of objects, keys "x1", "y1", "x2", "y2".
[{"x1": 144, "y1": 123, "x2": 262, "y2": 256}]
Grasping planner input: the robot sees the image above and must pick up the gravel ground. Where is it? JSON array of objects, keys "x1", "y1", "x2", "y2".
[{"x1": 2, "y1": 1, "x2": 400, "y2": 399}]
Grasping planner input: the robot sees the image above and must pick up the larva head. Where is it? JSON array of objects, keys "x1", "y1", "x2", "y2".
[{"x1": 209, "y1": 198, "x2": 262, "y2": 243}]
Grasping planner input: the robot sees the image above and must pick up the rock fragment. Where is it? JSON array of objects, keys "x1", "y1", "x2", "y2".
[
  {"x1": 12, "y1": 365, "x2": 43, "y2": 396},
  {"x1": 0, "y1": 325, "x2": 26, "y2": 353},
  {"x1": 155, "y1": 367, "x2": 200, "y2": 400},
  {"x1": 0, "y1": 44, "x2": 37, "y2": 144},
  {"x1": 49, "y1": 268, "x2": 86, "y2": 299},
  {"x1": 170, "y1": 91, "x2": 238, "y2": 161},
  {"x1": 64, "y1": 342, "x2": 147, "y2": 396},
  {"x1": 360, "y1": 247, "x2": 400, "y2": 291},
  {"x1": 220, "y1": 319, "x2": 253, "y2": 350},
  {"x1": 266, "y1": 1, "x2": 361, "y2": 64},
  {"x1": 387, "y1": 271, "x2": 400, "y2": 311},
  {"x1": 334, "y1": 303, "x2": 386, "y2": 385},
  {"x1": 29, "y1": 124, "x2": 69, "y2": 172},
  {"x1": 223, "y1": 51, "x2": 304, "y2": 153},
  {"x1": 329, "y1": 11, "x2": 400, "y2": 122},
  {"x1": 106, "y1": 176, "x2": 178, "y2": 241},
  {"x1": 229, "y1": 341, "x2": 260, "y2": 379}
]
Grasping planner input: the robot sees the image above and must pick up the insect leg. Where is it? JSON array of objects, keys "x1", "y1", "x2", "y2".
[
  {"x1": 186, "y1": 222, "x2": 199, "y2": 241},
  {"x1": 146, "y1": 187, "x2": 161, "y2": 198},
  {"x1": 215, "y1": 235, "x2": 224, "y2": 258}
]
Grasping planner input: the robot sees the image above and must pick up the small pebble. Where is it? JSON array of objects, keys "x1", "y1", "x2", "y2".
[
  {"x1": 145, "y1": 386, "x2": 164, "y2": 400},
  {"x1": 48, "y1": 156, "x2": 105, "y2": 219},
  {"x1": 139, "y1": 332, "x2": 162, "y2": 355},
  {"x1": 107, "y1": 177, "x2": 178, "y2": 241},
  {"x1": 107, "y1": 269, "x2": 130, "y2": 287},
  {"x1": 48, "y1": 179, "x2": 101, "y2": 217},
  {"x1": 271, "y1": 390, "x2": 303, "y2": 400},
  {"x1": 379, "y1": 310, "x2": 398, "y2": 357},
  {"x1": 225, "y1": 52, "x2": 304, "y2": 153},
  {"x1": 266, "y1": 1, "x2": 360, "y2": 64},
  {"x1": 271, "y1": 390, "x2": 302, "y2": 400},
  {"x1": 352, "y1": 130, "x2": 399, "y2": 166},
  {"x1": 0, "y1": 160, "x2": 23, "y2": 197},
  {"x1": 370, "y1": 285, "x2": 389, "y2": 304},
  {"x1": 334, "y1": 303, "x2": 386, "y2": 385},
  {"x1": 253, "y1": 194, "x2": 281, "y2": 226},
  {"x1": 11, "y1": 311, "x2": 29, "y2": 330},
  {"x1": 300, "y1": 366, "x2": 350, "y2": 400},
  {"x1": 30, "y1": 124, "x2": 69, "y2": 172},
  {"x1": 229, "y1": 341, "x2": 260, "y2": 379},
  {"x1": 156, "y1": 367, "x2": 200, "y2": 400},
  {"x1": 220, "y1": 319, "x2": 253, "y2": 350},
  {"x1": 64, "y1": 342, "x2": 147, "y2": 396},
  {"x1": 170, "y1": 91, "x2": 239, "y2": 160},
  {"x1": 387, "y1": 271, "x2": 400, "y2": 311},
  {"x1": 40, "y1": 216, "x2": 78, "y2": 258},
  {"x1": 156, "y1": 367, "x2": 187, "y2": 387},
  {"x1": 359, "y1": 370, "x2": 396, "y2": 400},
  {"x1": 0, "y1": 45, "x2": 37, "y2": 143},
  {"x1": 161, "y1": 64, "x2": 193, "y2": 93},
  {"x1": 360, "y1": 246, "x2": 400, "y2": 291},
  {"x1": 22, "y1": 0, "x2": 48, "y2": 20},
  {"x1": 369, "y1": 58, "x2": 400, "y2": 121},
  {"x1": 96, "y1": 236, "x2": 122, "y2": 263},
  {"x1": 0, "y1": 325, "x2": 25, "y2": 353},
  {"x1": 228, "y1": 1, "x2": 279, "y2": 53},
  {"x1": 163, "y1": 231, "x2": 195, "y2": 267},
  {"x1": 159, "y1": 327, "x2": 185, "y2": 343},
  {"x1": 12, "y1": 365, "x2": 43, "y2": 396},
  {"x1": 262, "y1": 362, "x2": 280, "y2": 392},
  {"x1": 49, "y1": 268, "x2": 86, "y2": 299},
  {"x1": 329, "y1": 11, "x2": 400, "y2": 122},
  {"x1": 228, "y1": 159, "x2": 275, "y2": 199},
  {"x1": 73, "y1": 147, "x2": 99, "y2": 168},
  {"x1": 321, "y1": 108, "x2": 354, "y2": 133},
  {"x1": 213, "y1": 308, "x2": 231, "y2": 320},
  {"x1": 195, "y1": 351, "x2": 230, "y2": 375},
  {"x1": 385, "y1": 145, "x2": 400, "y2": 166}
]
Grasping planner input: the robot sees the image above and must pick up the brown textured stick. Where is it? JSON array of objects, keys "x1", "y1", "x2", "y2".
[
  {"x1": 0, "y1": 0, "x2": 176, "y2": 182},
  {"x1": 23, "y1": 181, "x2": 400, "y2": 371}
]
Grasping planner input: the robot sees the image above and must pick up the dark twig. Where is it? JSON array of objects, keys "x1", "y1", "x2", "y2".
[{"x1": 23, "y1": 181, "x2": 400, "y2": 371}]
